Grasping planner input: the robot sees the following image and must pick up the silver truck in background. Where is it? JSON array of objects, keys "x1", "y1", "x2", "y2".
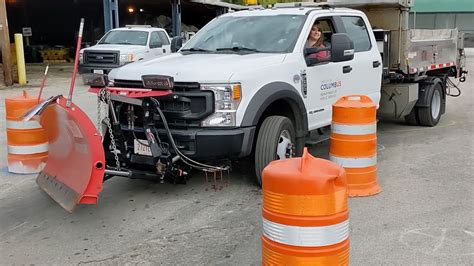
[{"x1": 316, "y1": 0, "x2": 468, "y2": 126}]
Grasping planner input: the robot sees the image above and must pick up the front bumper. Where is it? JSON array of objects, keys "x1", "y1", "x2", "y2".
[
  {"x1": 162, "y1": 126, "x2": 256, "y2": 159},
  {"x1": 109, "y1": 126, "x2": 256, "y2": 168},
  {"x1": 78, "y1": 64, "x2": 119, "y2": 74}
]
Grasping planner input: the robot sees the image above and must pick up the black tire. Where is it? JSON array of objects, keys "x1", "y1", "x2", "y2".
[
  {"x1": 417, "y1": 82, "x2": 443, "y2": 127},
  {"x1": 254, "y1": 116, "x2": 295, "y2": 186},
  {"x1": 404, "y1": 108, "x2": 419, "y2": 126}
]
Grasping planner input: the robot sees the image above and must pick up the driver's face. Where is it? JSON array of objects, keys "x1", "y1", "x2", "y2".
[{"x1": 310, "y1": 27, "x2": 321, "y2": 41}]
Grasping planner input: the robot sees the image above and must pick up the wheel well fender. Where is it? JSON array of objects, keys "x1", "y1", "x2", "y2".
[
  {"x1": 416, "y1": 77, "x2": 446, "y2": 114},
  {"x1": 241, "y1": 82, "x2": 308, "y2": 140}
]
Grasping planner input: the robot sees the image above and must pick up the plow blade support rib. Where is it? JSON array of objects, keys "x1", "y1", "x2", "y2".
[{"x1": 37, "y1": 96, "x2": 105, "y2": 212}]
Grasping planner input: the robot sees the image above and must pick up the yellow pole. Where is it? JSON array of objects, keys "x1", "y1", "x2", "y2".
[{"x1": 14, "y1": 33, "x2": 27, "y2": 85}]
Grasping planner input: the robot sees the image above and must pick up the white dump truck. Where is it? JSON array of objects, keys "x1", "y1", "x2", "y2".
[
  {"x1": 34, "y1": 0, "x2": 467, "y2": 211},
  {"x1": 99, "y1": 0, "x2": 467, "y2": 181}
]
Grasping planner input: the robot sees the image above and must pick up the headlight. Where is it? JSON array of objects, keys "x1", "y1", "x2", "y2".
[
  {"x1": 201, "y1": 83, "x2": 241, "y2": 127},
  {"x1": 120, "y1": 53, "x2": 135, "y2": 64},
  {"x1": 79, "y1": 52, "x2": 84, "y2": 64}
]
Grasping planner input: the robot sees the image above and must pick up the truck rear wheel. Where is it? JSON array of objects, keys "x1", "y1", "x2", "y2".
[
  {"x1": 255, "y1": 116, "x2": 295, "y2": 185},
  {"x1": 417, "y1": 82, "x2": 443, "y2": 127}
]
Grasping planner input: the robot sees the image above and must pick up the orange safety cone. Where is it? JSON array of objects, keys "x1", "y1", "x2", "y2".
[
  {"x1": 330, "y1": 95, "x2": 381, "y2": 197},
  {"x1": 5, "y1": 91, "x2": 48, "y2": 173},
  {"x1": 261, "y1": 148, "x2": 349, "y2": 265}
]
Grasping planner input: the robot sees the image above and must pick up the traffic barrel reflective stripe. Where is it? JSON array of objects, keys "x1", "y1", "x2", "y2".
[
  {"x1": 330, "y1": 95, "x2": 381, "y2": 197},
  {"x1": 331, "y1": 123, "x2": 376, "y2": 135},
  {"x1": 263, "y1": 218, "x2": 349, "y2": 247},
  {"x1": 329, "y1": 155, "x2": 377, "y2": 168},
  {"x1": 8, "y1": 143, "x2": 49, "y2": 154},
  {"x1": 5, "y1": 91, "x2": 48, "y2": 174},
  {"x1": 6, "y1": 120, "x2": 42, "y2": 130},
  {"x1": 262, "y1": 148, "x2": 349, "y2": 265}
]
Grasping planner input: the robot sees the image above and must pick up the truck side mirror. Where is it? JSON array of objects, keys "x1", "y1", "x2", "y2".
[
  {"x1": 331, "y1": 33, "x2": 354, "y2": 62},
  {"x1": 304, "y1": 46, "x2": 330, "y2": 66},
  {"x1": 171, "y1": 36, "x2": 184, "y2": 52}
]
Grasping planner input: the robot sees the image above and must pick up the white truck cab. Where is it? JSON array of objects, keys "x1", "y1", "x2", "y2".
[{"x1": 79, "y1": 25, "x2": 171, "y2": 74}]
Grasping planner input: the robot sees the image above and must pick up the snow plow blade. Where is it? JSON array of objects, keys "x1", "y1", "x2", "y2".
[{"x1": 35, "y1": 96, "x2": 105, "y2": 212}]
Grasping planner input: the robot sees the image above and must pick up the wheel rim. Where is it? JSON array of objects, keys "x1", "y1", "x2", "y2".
[
  {"x1": 431, "y1": 89, "x2": 441, "y2": 119},
  {"x1": 276, "y1": 129, "x2": 294, "y2": 160}
]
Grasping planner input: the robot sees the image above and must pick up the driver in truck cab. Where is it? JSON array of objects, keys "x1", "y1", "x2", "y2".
[{"x1": 305, "y1": 24, "x2": 329, "y2": 60}]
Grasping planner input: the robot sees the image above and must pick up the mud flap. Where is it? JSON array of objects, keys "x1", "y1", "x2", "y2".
[{"x1": 35, "y1": 96, "x2": 105, "y2": 212}]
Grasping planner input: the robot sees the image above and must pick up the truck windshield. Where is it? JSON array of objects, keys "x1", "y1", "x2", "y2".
[
  {"x1": 99, "y1": 30, "x2": 149, "y2": 46},
  {"x1": 182, "y1": 15, "x2": 305, "y2": 53}
]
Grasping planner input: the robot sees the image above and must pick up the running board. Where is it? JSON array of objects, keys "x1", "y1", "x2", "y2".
[{"x1": 305, "y1": 126, "x2": 331, "y2": 146}]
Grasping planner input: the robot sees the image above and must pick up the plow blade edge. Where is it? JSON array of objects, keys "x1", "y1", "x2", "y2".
[{"x1": 37, "y1": 96, "x2": 105, "y2": 212}]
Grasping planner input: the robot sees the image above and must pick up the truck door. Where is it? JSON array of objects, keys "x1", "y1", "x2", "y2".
[
  {"x1": 304, "y1": 16, "x2": 352, "y2": 130},
  {"x1": 339, "y1": 15, "x2": 382, "y2": 104},
  {"x1": 158, "y1": 31, "x2": 171, "y2": 54},
  {"x1": 149, "y1": 31, "x2": 164, "y2": 58}
]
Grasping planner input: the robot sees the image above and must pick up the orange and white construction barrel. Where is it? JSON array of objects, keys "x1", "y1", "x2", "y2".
[
  {"x1": 330, "y1": 95, "x2": 381, "y2": 197},
  {"x1": 5, "y1": 91, "x2": 48, "y2": 174},
  {"x1": 262, "y1": 148, "x2": 349, "y2": 265}
]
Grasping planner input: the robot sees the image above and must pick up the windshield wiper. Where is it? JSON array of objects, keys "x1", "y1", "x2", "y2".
[
  {"x1": 216, "y1": 46, "x2": 260, "y2": 53},
  {"x1": 180, "y1": 47, "x2": 214, "y2": 52}
]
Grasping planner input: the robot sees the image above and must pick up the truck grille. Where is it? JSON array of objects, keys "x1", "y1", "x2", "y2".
[
  {"x1": 114, "y1": 80, "x2": 214, "y2": 127},
  {"x1": 84, "y1": 50, "x2": 119, "y2": 65}
]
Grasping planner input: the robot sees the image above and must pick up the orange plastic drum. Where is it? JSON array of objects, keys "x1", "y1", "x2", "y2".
[
  {"x1": 5, "y1": 91, "x2": 48, "y2": 173},
  {"x1": 261, "y1": 148, "x2": 349, "y2": 265},
  {"x1": 330, "y1": 95, "x2": 381, "y2": 197}
]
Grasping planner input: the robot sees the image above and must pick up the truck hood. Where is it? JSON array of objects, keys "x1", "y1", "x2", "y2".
[
  {"x1": 108, "y1": 53, "x2": 286, "y2": 82},
  {"x1": 82, "y1": 44, "x2": 147, "y2": 54}
]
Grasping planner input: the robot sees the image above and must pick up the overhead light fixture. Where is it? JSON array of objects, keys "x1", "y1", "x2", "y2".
[{"x1": 128, "y1": 7, "x2": 135, "y2": 13}]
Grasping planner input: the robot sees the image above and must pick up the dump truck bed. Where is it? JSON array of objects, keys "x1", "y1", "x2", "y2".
[
  {"x1": 403, "y1": 29, "x2": 461, "y2": 74},
  {"x1": 320, "y1": 0, "x2": 465, "y2": 76}
]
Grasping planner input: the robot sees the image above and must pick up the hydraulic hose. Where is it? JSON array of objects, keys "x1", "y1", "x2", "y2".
[
  {"x1": 446, "y1": 77, "x2": 461, "y2": 97},
  {"x1": 150, "y1": 98, "x2": 230, "y2": 172}
]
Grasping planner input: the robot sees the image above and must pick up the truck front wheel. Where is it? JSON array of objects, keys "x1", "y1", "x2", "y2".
[
  {"x1": 254, "y1": 116, "x2": 295, "y2": 185},
  {"x1": 417, "y1": 82, "x2": 444, "y2": 127}
]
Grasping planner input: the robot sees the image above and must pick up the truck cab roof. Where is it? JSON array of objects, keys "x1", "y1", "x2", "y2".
[
  {"x1": 109, "y1": 26, "x2": 166, "y2": 33},
  {"x1": 221, "y1": 6, "x2": 361, "y2": 17}
]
